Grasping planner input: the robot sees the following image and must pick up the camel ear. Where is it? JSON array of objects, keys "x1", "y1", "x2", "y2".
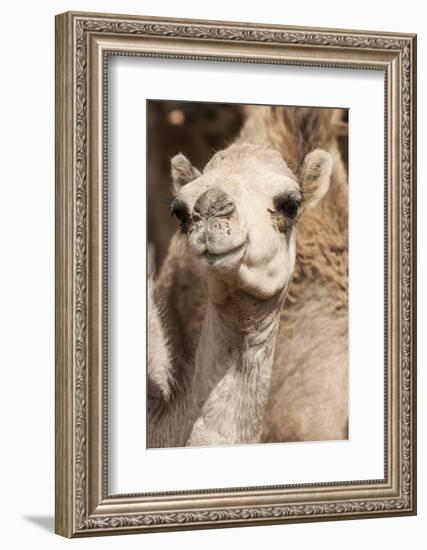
[
  {"x1": 300, "y1": 149, "x2": 333, "y2": 209},
  {"x1": 171, "y1": 153, "x2": 201, "y2": 193}
]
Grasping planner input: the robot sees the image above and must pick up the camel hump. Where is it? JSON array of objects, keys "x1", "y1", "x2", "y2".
[
  {"x1": 238, "y1": 106, "x2": 347, "y2": 172},
  {"x1": 280, "y1": 107, "x2": 345, "y2": 147}
]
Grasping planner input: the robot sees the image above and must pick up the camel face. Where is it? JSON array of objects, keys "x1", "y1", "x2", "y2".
[
  {"x1": 170, "y1": 144, "x2": 332, "y2": 300},
  {"x1": 169, "y1": 144, "x2": 299, "y2": 299}
]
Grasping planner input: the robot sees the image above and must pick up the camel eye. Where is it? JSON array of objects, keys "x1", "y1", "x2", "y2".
[
  {"x1": 170, "y1": 199, "x2": 190, "y2": 225},
  {"x1": 274, "y1": 195, "x2": 300, "y2": 219}
]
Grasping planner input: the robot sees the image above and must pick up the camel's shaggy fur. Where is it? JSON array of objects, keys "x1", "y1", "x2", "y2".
[{"x1": 148, "y1": 106, "x2": 348, "y2": 447}]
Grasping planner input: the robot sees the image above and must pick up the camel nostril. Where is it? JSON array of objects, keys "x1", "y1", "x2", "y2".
[{"x1": 215, "y1": 202, "x2": 235, "y2": 218}]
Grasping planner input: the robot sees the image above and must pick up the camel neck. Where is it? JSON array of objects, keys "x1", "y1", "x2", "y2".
[{"x1": 188, "y1": 292, "x2": 284, "y2": 446}]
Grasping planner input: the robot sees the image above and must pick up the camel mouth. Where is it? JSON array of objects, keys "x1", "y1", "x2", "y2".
[{"x1": 200, "y1": 242, "x2": 246, "y2": 268}]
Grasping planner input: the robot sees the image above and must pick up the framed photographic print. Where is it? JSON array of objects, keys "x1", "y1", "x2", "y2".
[{"x1": 55, "y1": 11, "x2": 417, "y2": 537}]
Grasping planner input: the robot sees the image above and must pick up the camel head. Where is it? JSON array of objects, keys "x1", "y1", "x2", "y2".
[{"x1": 169, "y1": 143, "x2": 332, "y2": 300}]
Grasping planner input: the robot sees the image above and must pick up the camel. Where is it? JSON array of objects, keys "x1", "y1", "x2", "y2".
[{"x1": 148, "y1": 106, "x2": 348, "y2": 448}]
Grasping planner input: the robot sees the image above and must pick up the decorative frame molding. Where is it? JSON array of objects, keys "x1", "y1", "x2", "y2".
[{"x1": 55, "y1": 11, "x2": 417, "y2": 537}]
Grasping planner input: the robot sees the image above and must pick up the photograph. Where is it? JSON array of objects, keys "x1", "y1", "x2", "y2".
[
  {"x1": 53, "y1": 10, "x2": 416, "y2": 537},
  {"x1": 147, "y1": 100, "x2": 349, "y2": 448}
]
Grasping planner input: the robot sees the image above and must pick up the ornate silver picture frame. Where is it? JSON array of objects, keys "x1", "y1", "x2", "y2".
[{"x1": 55, "y1": 11, "x2": 417, "y2": 537}]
